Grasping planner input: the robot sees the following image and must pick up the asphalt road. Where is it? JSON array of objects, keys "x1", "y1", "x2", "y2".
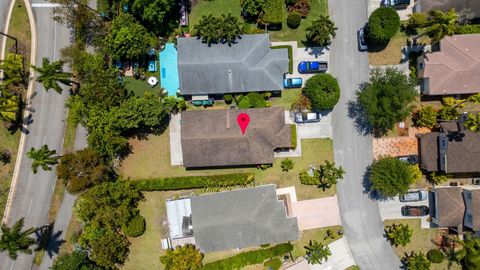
[
  {"x1": 0, "y1": 1, "x2": 70, "y2": 269},
  {"x1": 329, "y1": 0, "x2": 403, "y2": 269}
]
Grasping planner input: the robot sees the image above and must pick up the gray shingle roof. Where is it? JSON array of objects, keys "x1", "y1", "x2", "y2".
[
  {"x1": 181, "y1": 107, "x2": 292, "y2": 168},
  {"x1": 191, "y1": 185, "x2": 299, "y2": 252},
  {"x1": 177, "y1": 34, "x2": 289, "y2": 95}
]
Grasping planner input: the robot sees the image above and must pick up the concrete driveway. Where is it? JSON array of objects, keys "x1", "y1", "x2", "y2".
[
  {"x1": 368, "y1": 0, "x2": 414, "y2": 20},
  {"x1": 271, "y1": 41, "x2": 330, "y2": 87},
  {"x1": 292, "y1": 195, "x2": 342, "y2": 230},
  {"x1": 378, "y1": 192, "x2": 431, "y2": 228},
  {"x1": 169, "y1": 114, "x2": 183, "y2": 165}
]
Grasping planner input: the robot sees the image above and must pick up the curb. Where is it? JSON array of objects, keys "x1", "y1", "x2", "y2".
[
  {"x1": 2, "y1": 0, "x2": 38, "y2": 224},
  {"x1": 0, "y1": 0, "x2": 16, "y2": 78}
]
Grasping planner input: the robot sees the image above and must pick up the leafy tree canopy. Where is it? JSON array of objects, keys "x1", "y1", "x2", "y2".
[
  {"x1": 51, "y1": 251, "x2": 103, "y2": 270},
  {"x1": 306, "y1": 15, "x2": 337, "y2": 46},
  {"x1": 194, "y1": 14, "x2": 243, "y2": 46},
  {"x1": 241, "y1": 0, "x2": 265, "y2": 22},
  {"x1": 129, "y1": 0, "x2": 178, "y2": 36},
  {"x1": 357, "y1": 67, "x2": 417, "y2": 137},
  {"x1": 160, "y1": 244, "x2": 204, "y2": 270},
  {"x1": 385, "y1": 223, "x2": 412, "y2": 247},
  {"x1": 105, "y1": 13, "x2": 154, "y2": 60},
  {"x1": 414, "y1": 106, "x2": 437, "y2": 129},
  {"x1": 303, "y1": 73, "x2": 340, "y2": 111},
  {"x1": 426, "y1": 9, "x2": 458, "y2": 43},
  {"x1": 367, "y1": 7, "x2": 400, "y2": 44},
  {"x1": 369, "y1": 157, "x2": 415, "y2": 198}
]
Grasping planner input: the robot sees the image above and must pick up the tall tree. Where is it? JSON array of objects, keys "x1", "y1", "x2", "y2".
[
  {"x1": 425, "y1": 9, "x2": 458, "y2": 43},
  {"x1": 51, "y1": 251, "x2": 101, "y2": 270},
  {"x1": 160, "y1": 244, "x2": 204, "y2": 270},
  {"x1": 302, "y1": 73, "x2": 341, "y2": 111},
  {"x1": 0, "y1": 90, "x2": 20, "y2": 122},
  {"x1": 357, "y1": 67, "x2": 417, "y2": 137},
  {"x1": 369, "y1": 157, "x2": 415, "y2": 198},
  {"x1": 0, "y1": 54, "x2": 26, "y2": 88},
  {"x1": 305, "y1": 15, "x2": 337, "y2": 46},
  {"x1": 367, "y1": 7, "x2": 400, "y2": 44},
  {"x1": 129, "y1": 0, "x2": 178, "y2": 36},
  {"x1": 32, "y1": 57, "x2": 72, "y2": 94},
  {"x1": 0, "y1": 218, "x2": 39, "y2": 260},
  {"x1": 105, "y1": 13, "x2": 154, "y2": 60},
  {"x1": 318, "y1": 160, "x2": 345, "y2": 191},
  {"x1": 241, "y1": 0, "x2": 265, "y2": 22},
  {"x1": 26, "y1": 145, "x2": 60, "y2": 174},
  {"x1": 385, "y1": 223, "x2": 412, "y2": 247},
  {"x1": 194, "y1": 14, "x2": 243, "y2": 46},
  {"x1": 455, "y1": 233, "x2": 480, "y2": 269},
  {"x1": 304, "y1": 240, "x2": 331, "y2": 265}
]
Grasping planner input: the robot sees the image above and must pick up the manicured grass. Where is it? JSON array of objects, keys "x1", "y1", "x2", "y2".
[
  {"x1": 270, "y1": 89, "x2": 301, "y2": 109},
  {"x1": 124, "y1": 77, "x2": 162, "y2": 97},
  {"x1": 0, "y1": 126, "x2": 20, "y2": 219},
  {"x1": 384, "y1": 219, "x2": 461, "y2": 270},
  {"x1": 188, "y1": 0, "x2": 242, "y2": 33},
  {"x1": 5, "y1": 0, "x2": 31, "y2": 62},
  {"x1": 120, "y1": 127, "x2": 334, "y2": 200},
  {"x1": 368, "y1": 30, "x2": 409, "y2": 66},
  {"x1": 268, "y1": 0, "x2": 328, "y2": 46},
  {"x1": 291, "y1": 226, "x2": 342, "y2": 259}
]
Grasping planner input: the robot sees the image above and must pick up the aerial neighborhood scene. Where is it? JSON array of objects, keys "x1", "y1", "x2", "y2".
[{"x1": 2, "y1": 0, "x2": 480, "y2": 269}]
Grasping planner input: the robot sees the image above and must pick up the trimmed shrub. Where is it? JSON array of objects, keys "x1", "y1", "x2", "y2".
[
  {"x1": 367, "y1": 7, "x2": 400, "y2": 44},
  {"x1": 456, "y1": 24, "x2": 480, "y2": 34},
  {"x1": 202, "y1": 243, "x2": 293, "y2": 270},
  {"x1": 281, "y1": 158, "x2": 294, "y2": 172},
  {"x1": 302, "y1": 74, "x2": 340, "y2": 110},
  {"x1": 238, "y1": 92, "x2": 267, "y2": 109},
  {"x1": 271, "y1": 45, "x2": 293, "y2": 74},
  {"x1": 427, "y1": 249, "x2": 444, "y2": 264},
  {"x1": 287, "y1": 11, "x2": 302, "y2": 29},
  {"x1": 262, "y1": 0, "x2": 284, "y2": 26},
  {"x1": 122, "y1": 214, "x2": 146, "y2": 237},
  {"x1": 264, "y1": 258, "x2": 282, "y2": 270},
  {"x1": 290, "y1": 124, "x2": 297, "y2": 148},
  {"x1": 288, "y1": 0, "x2": 310, "y2": 18},
  {"x1": 223, "y1": 94, "x2": 233, "y2": 104},
  {"x1": 132, "y1": 173, "x2": 255, "y2": 191}
]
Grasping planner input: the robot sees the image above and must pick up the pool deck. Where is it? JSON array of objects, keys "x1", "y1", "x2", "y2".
[{"x1": 159, "y1": 43, "x2": 180, "y2": 96}]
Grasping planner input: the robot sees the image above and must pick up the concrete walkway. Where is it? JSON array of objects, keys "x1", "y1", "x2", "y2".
[
  {"x1": 169, "y1": 114, "x2": 183, "y2": 165},
  {"x1": 285, "y1": 237, "x2": 356, "y2": 270},
  {"x1": 39, "y1": 125, "x2": 87, "y2": 270}
]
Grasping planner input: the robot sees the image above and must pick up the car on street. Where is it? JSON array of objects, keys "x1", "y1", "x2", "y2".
[
  {"x1": 401, "y1": 205, "x2": 429, "y2": 216},
  {"x1": 399, "y1": 190, "x2": 428, "y2": 202},
  {"x1": 294, "y1": 112, "x2": 321, "y2": 123},
  {"x1": 357, "y1": 27, "x2": 368, "y2": 51},
  {"x1": 283, "y1": 78, "x2": 303, "y2": 88},
  {"x1": 396, "y1": 155, "x2": 419, "y2": 164},
  {"x1": 298, "y1": 61, "x2": 328, "y2": 73},
  {"x1": 383, "y1": 0, "x2": 410, "y2": 9}
]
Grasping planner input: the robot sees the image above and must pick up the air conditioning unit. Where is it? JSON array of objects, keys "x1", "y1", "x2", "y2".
[{"x1": 472, "y1": 178, "x2": 480, "y2": 185}]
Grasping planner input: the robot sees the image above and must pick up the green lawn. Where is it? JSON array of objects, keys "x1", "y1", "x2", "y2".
[
  {"x1": 188, "y1": 0, "x2": 242, "y2": 33},
  {"x1": 268, "y1": 0, "x2": 328, "y2": 45},
  {"x1": 0, "y1": 127, "x2": 20, "y2": 219},
  {"x1": 124, "y1": 77, "x2": 162, "y2": 97},
  {"x1": 291, "y1": 226, "x2": 342, "y2": 259},
  {"x1": 368, "y1": 30, "x2": 409, "y2": 66},
  {"x1": 270, "y1": 89, "x2": 301, "y2": 109},
  {"x1": 384, "y1": 219, "x2": 461, "y2": 270},
  {"x1": 5, "y1": 0, "x2": 31, "y2": 60},
  {"x1": 120, "y1": 128, "x2": 335, "y2": 200}
]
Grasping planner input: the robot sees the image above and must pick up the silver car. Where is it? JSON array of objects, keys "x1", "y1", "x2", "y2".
[
  {"x1": 399, "y1": 190, "x2": 428, "y2": 202},
  {"x1": 357, "y1": 27, "x2": 368, "y2": 51}
]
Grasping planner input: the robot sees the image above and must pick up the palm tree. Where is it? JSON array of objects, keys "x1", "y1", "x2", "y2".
[
  {"x1": 425, "y1": 9, "x2": 458, "y2": 43},
  {"x1": 0, "y1": 90, "x2": 20, "y2": 122},
  {"x1": 31, "y1": 57, "x2": 71, "y2": 94},
  {"x1": 454, "y1": 233, "x2": 480, "y2": 269},
  {"x1": 0, "y1": 218, "x2": 40, "y2": 260},
  {"x1": 304, "y1": 240, "x2": 331, "y2": 265},
  {"x1": 305, "y1": 15, "x2": 338, "y2": 47},
  {"x1": 405, "y1": 251, "x2": 431, "y2": 270},
  {"x1": 35, "y1": 222, "x2": 53, "y2": 252},
  {"x1": 385, "y1": 223, "x2": 412, "y2": 247},
  {"x1": 318, "y1": 160, "x2": 345, "y2": 190},
  {"x1": 0, "y1": 54, "x2": 26, "y2": 87},
  {"x1": 26, "y1": 145, "x2": 60, "y2": 174}
]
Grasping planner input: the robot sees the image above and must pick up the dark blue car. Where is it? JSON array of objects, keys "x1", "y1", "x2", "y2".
[{"x1": 298, "y1": 61, "x2": 328, "y2": 74}]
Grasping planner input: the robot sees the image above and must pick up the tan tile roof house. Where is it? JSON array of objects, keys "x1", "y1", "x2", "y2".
[
  {"x1": 415, "y1": 0, "x2": 480, "y2": 18},
  {"x1": 181, "y1": 107, "x2": 292, "y2": 168},
  {"x1": 419, "y1": 120, "x2": 480, "y2": 173},
  {"x1": 418, "y1": 34, "x2": 480, "y2": 95},
  {"x1": 431, "y1": 187, "x2": 466, "y2": 231}
]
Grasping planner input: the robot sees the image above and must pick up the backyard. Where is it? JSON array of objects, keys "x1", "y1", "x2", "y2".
[
  {"x1": 188, "y1": 0, "x2": 328, "y2": 45},
  {"x1": 384, "y1": 219, "x2": 461, "y2": 270}
]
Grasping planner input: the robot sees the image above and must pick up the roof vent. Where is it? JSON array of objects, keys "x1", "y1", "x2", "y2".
[{"x1": 228, "y1": 69, "x2": 233, "y2": 91}]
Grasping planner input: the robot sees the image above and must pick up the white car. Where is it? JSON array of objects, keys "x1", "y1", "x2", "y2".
[
  {"x1": 294, "y1": 112, "x2": 321, "y2": 123},
  {"x1": 399, "y1": 190, "x2": 428, "y2": 202}
]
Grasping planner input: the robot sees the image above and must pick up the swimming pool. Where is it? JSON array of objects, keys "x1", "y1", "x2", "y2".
[{"x1": 159, "y1": 43, "x2": 180, "y2": 96}]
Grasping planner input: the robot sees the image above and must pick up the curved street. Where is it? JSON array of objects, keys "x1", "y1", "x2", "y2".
[{"x1": 329, "y1": 0, "x2": 403, "y2": 269}]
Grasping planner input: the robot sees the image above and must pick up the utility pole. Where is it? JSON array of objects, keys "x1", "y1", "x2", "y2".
[{"x1": 0, "y1": 31, "x2": 18, "y2": 54}]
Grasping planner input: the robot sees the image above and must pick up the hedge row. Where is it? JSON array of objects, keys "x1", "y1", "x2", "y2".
[
  {"x1": 271, "y1": 45, "x2": 293, "y2": 74},
  {"x1": 202, "y1": 243, "x2": 293, "y2": 270},
  {"x1": 132, "y1": 173, "x2": 255, "y2": 191},
  {"x1": 262, "y1": 0, "x2": 284, "y2": 25},
  {"x1": 456, "y1": 24, "x2": 480, "y2": 34},
  {"x1": 290, "y1": 124, "x2": 297, "y2": 149}
]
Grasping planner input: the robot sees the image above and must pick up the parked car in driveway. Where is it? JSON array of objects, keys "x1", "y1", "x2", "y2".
[
  {"x1": 294, "y1": 112, "x2": 321, "y2": 123},
  {"x1": 396, "y1": 155, "x2": 418, "y2": 164},
  {"x1": 283, "y1": 78, "x2": 303, "y2": 88},
  {"x1": 298, "y1": 61, "x2": 328, "y2": 73},
  {"x1": 401, "y1": 205, "x2": 429, "y2": 216},
  {"x1": 399, "y1": 190, "x2": 428, "y2": 202},
  {"x1": 357, "y1": 27, "x2": 368, "y2": 51},
  {"x1": 383, "y1": 0, "x2": 410, "y2": 9}
]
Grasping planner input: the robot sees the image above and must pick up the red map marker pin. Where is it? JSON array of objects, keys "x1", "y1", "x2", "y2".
[{"x1": 237, "y1": 113, "x2": 250, "y2": 135}]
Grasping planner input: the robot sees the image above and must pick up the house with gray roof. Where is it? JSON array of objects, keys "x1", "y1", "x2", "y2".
[
  {"x1": 165, "y1": 185, "x2": 299, "y2": 253},
  {"x1": 181, "y1": 107, "x2": 292, "y2": 168},
  {"x1": 177, "y1": 34, "x2": 289, "y2": 97}
]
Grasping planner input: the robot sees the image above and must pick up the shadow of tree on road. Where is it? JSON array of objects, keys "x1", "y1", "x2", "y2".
[{"x1": 347, "y1": 98, "x2": 373, "y2": 137}]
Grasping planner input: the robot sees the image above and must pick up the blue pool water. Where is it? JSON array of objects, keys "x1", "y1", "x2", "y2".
[{"x1": 159, "y1": 43, "x2": 179, "y2": 96}]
